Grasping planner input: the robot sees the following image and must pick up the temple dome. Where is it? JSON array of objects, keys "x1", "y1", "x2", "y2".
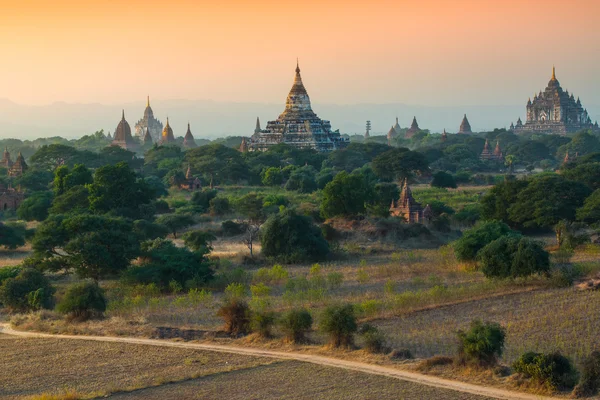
[
  {"x1": 183, "y1": 123, "x2": 197, "y2": 148},
  {"x1": 161, "y1": 118, "x2": 176, "y2": 144},
  {"x1": 547, "y1": 66, "x2": 560, "y2": 88},
  {"x1": 280, "y1": 60, "x2": 316, "y2": 119},
  {"x1": 114, "y1": 110, "x2": 133, "y2": 142},
  {"x1": 143, "y1": 96, "x2": 154, "y2": 120}
]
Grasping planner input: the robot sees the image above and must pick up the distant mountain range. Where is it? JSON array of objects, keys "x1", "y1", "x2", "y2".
[{"x1": 0, "y1": 98, "x2": 598, "y2": 140}]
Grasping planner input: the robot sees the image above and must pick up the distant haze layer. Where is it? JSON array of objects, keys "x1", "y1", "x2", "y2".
[{"x1": 0, "y1": 0, "x2": 599, "y2": 110}]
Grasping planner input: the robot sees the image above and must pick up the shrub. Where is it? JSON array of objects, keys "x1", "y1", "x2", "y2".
[
  {"x1": 57, "y1": 281, "x2": 107, "y2": 321},
  {"x1": 224, "y1": 282, "x2": 247, "y2": 300},
  {"x1": 431, "y1": 171, "x2": 457, "y2": 189},
  {"x1": 182, "y1": 230, "x2": 216, "y2": 253},
  {"x1": 359, "y1": 323, "x2": 388, "y2": 354},
  {"x1": 453, "y1": 220, "x2": 518, "y2": 262},
  {"x1": 0, "y1": 266, "x2": 21, "y2": 287},
  {"x1": 261, "y1": 209, "x2": 329, "y2": 263},
  {"x1": 280, "y1": 308, "x2": 313, "y2": 343},
  {"x1": 320, "y1": 304, "x2": 358, "y2": 348},
  {"x1": 513, "y1": 351, "x2": 578, "y2": 390},
  {"x1": 457, "y1": 320, "x2": 505, "y2": 366},
  {"x1": 221, "y1": 220, "x2": 246, "y2": 237},
  {"x1": 0, "y1": 268, "x2": 55, "y2": 312},
  {"x1": 573, "y1": 351, "x2": 600, "y2": 397},
  {"x1": 209, "y1": 197, "x2": 230, "y2": 216},
  {"x1": 251, "y1": 311, "x2": 277, "y2": 338},
  {"x1": 326, "y1": 272, "x2": 344, "y2": 289},
  {"x1": 478, "y1": 236, "x2": 550, "y2": 279},
  {"x1": 417, "y1": 356, "x2": 454, "y2": 371},
  {"x1": 217, "y1": 299, "x2": 251, "y2": 337},
  {"x1": 390, "y1": 348, "x2": 414, "y2": 360}
]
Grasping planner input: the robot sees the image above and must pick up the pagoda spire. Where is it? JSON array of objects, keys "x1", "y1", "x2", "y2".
[
  {"x1": 255, "y1": 117, "x2": 261, "y2": 134},
  {"x1": 552, "y1": 65, "x2": 556, "y2": 80},
  {"x1": 122, "y1": 109, "x2": 125, "y2": 120},
  {"x1": 147, "y1": 96, "x2": 150, "y2": 107}
]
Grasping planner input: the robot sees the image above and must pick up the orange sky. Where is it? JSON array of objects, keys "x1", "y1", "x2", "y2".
[{"x1": 1, "y1": 0, "x2": 599, "y2": 106}]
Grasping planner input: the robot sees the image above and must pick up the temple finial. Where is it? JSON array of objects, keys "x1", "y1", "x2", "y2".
[
  {"x1": 122, "y1": 109, "x2": 125, "y2": 119},
  {"x1": 552, "y1": 65, "x2": 556, "y2": 80},
  {"x1": 296, "y1": 58, "x2": 300, "y2": 73},
  {"x1": 147, "y1": 96, "x2": 150, "y2": 107}
]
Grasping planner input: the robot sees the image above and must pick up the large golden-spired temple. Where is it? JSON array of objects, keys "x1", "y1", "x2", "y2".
[
  {"x1": 512, "y1": 67, "x2": 599, "y2": 135},
  {"x1": 134, "y1": 97, "x2": 164, "y2": 142},
  {"x1": 249, "y1": 62, "x2": 349, "y2": 152}
]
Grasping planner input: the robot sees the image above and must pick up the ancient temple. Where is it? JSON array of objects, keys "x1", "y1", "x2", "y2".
[
  {"x1": 161, "y1": 118, "x2": 176, "y2": 145},
  {"x1": 480, "y1": 139, "x2": 503, "y2": 161},
  {"x1": 8, "y1": 152, "x2": 28, "y2": 177},
  {"x1": 441, "y1": 129, "x2": 448, "y2": 141},
  {"x1": 112, "y1": 111, "x2": 138, "y2": 151},
  {"x1": 254, "y1": 118, "x2": 261, "y2": 134},
  {"x1": 183, "y1": 123, "x2": 197, "y2": 149},
  {"x1": 405, "y1": 117, "x2": 420, "y2": 139},
  {"x1": 142, "y1": 127, "x2": 153, "y2": 146},
  {"x1": 393, "y1": 117, "x2": 401, "y2": 135},
  {"x1": 239, "y1": 137, "x2": 249, "y2": 153},
  {"x1": 458, "y1": 114, "x2": 472, "y2": 134},
  {"x1": 180, "y1": 166, "x2": 202, "y2": 191},
  {"x1": 249, "y1": 62, "x2": 349, "y2": 152},
  {"x1": 1, "y1": 148, "x2": 12, "y2": 171},
  {"x1": 134, "y1": 97, "x2": 164, "y2": 142},
  {"x1": 0, "y1": 184, "x2": 24, "y2": 211},
  {"x1": 512, "y1": 67, "x2": 598, "y2": 135},
  {"x1": 387, "y1": 126, "x2": 397, "y2": 145},
  {"x1": 390, "y1": 179, "x2": 426, "y2": 223}
]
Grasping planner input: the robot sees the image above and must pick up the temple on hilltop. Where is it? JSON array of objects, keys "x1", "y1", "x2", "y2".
[
  {"x1": 112, "y1": 111, "x2": 139, "y2": 151},
  {"x1": 1, "y1": 148, "x2": 28, "y2": 177},
  {"x1": 135, "y1": 97, "x2": 164, "y2": 142},
  {"x1": 512, "y1": 67, "x2": 599, "y2": 135},
  {"x1": 183, "y1": 123, "x2": 197, "y2": 149},
  {"x1": 405, "y1": 117, "x2": 420, "y2": 139},
  {"x1": 390, "y1": 179, "x2": 431, "y2": 223},
  {"x1": 0, "y1": 183, "x2": 24, "y2": 211},
  {"x1": 161, "y1": 118, "x2": 176, "y2": 145},
  {"x1": 459, "y1": 114, "x2": 472, "y2": 134},
  {"x1": 248, "y1": 61, "x2": 349, "y2": 152},
  {"x1": 480, "y1": 139, "x2": 503, "y2": 161}
]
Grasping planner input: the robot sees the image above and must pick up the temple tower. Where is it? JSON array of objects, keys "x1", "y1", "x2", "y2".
[
  {"x1": 183, "y1": 123, "x2": 197, "y2": 149},
  {"x1": 459, "y1": 114, "x2": 472, "y2": 134},
  {"x1": 112, "y1": 110, "x2": 138, "y2": 151},
  {"x1": 390, "y1": 179, "x2": 424, "y2": 223},
  {"x1": 134, "y1": 96, "x2": 164, "y2": 142},
  {"x1": 161, "y1": 117, "x2": 176, "y2": 145},
  {"x1": 405, "y1": 117, "x2": 420, "y2": 139}
]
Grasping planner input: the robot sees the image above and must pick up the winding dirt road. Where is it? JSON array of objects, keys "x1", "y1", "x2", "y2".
[{"x1": 0, "y1": 324, "x2": 556, "y2": 400}]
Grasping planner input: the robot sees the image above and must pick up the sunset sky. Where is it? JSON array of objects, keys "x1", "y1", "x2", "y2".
[{"x1": 1, "y1": 0, "x2": 599, "y2": 107}]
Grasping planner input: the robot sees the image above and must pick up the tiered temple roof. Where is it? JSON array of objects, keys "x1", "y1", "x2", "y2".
[
  {"x1": 8, "y1": 152, "x2": 28, "y2": 177},
  {"x1": 387, "y1": 126, "x2": 397, "y2": 144},
  {"x1": 390, "y1": 179, "x2": 426, "y2": 223},
  {"x1": 112, "y1": 111, "x2": 138, "y2": 151},
  {"x1": 183, "y1": 123, "x2": 197, "y2": 149},
  {"x1": 480, "y1": 139, "x2": 503, "y2": 161},
  {"x1": 135, "y1": 97, "x2": 164, "y2": 142},
  {"x1": 161, "y1": 118, "x2": 176, "y2": 145},
  {"x1": 405, "y1": 117, "x2": 420, "y2": 139},
  {"x1": 393, "y1": 117, "x2": 401, "y2": 135},
  {"x1": 459, "y1": 114, "x2": 472, "y2": 134},
  {"x1": 143, "y1": 127, "x2": 153, "y2": 145},
  {"x1": 513, "y1": 67, "x2": 598, "y2": 135},
  {"x1": 249, "y1": 61, "x2": 348, "y2": 152}
]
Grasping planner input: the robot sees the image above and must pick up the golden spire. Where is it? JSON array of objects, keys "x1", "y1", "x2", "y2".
[
  {"x1": 552, "y1": 65, "x2": 556, "y2": 80},
  {"x1": 122, "y1": 109, "x2": 125, "y2": 120},
  {"x1": 147, "y1": 96, "x2": 150, "y2": 107},
  {"x1": 296, "y1": 58, "x2": 299, "y2": 73}
]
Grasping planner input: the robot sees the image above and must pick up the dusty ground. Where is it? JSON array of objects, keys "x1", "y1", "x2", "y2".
[
  {"x1": 108, "y1": 360, "x2": 495, "y2": 400},
  {"x1": 0, "y1": 334, "x2": 275, "y2": 399}
]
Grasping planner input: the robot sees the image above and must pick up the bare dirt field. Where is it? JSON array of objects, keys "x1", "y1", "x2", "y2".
[{"x1": 108, "y1": 360, "x2": 495, "y2": 400}]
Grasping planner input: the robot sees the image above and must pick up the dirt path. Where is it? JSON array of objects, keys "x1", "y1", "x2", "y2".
[{"x1": 0, "y1": 324, "x2": 556, "y2": 400}]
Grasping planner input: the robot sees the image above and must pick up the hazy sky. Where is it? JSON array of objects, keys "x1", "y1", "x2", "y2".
[{"x1": 1, "y1": 0, "x2": 599, "y2": 107}]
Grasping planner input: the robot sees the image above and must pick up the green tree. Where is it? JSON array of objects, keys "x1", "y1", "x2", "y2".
[
  {"x1": 185, "y1": 144, "x2": 250, "y2": 185},
  {"x1": 125, "y1": 239, "x2": 213, "y2": 290},
  {"x1": 508, "y1": 174, "x2": 591, "y2": 229},
  {"x1": 284, "y1": 165, "x2": 318, "y2": 193},
  {"x1": 132, "y1": 219, "x2": 170, "y2": 241},
  {"x1": 87, "y1": 162, "x2": 156, "y2": 219},
  {"x1": 32, "y1": 214, "x2": 139, "y2": 281},
  {"x1": 17, "y1": 191, "x2": 53, "y2": 221},
  {"x1": 235, "y1": 193, "x2": 265, "y2": 222},
  {"x1": 431, "y1": 171, "x2": 457, "y2": 188},
  {"x1": 261, "y1": 209, "x2": 329, "y2": 262},
  {"x1": 320, "y1": 304, "x2": 358, "y2": 348},
  {"x1": 577, "y1": 189, "x2": 600, "y2": 223},
  {"x1": 57, "y1": 281, "x2": 107, "y2": 321},
  {"x1": 453, "y1": 220, "x2": 518, "y2": 262},
  {"x1": 15, "y1": 168, "x2": 54, "y2": 192},
  {"x1": 478, "y1": 236, "x2": 550, "y2": 278},
  {"x1": 261, "y1": 167, "x2": 284, "y2": 186},
  {"x1": 49, "y1": 186, "x2": 90, "y2": 215},
  {"x1": 0, "y1": 268, "x2": 55, "y2": 312},
  {"x1": 372, "y1": 148, "x2": 429, "y2": 182},
  {"x1": 182, "y1": 230, "x2": 216, "y2": 254},
  {"x1": 0, "y1": 222, "x2": 26, "y2": 249},
  {"x1": 457, "y1": 320, "x2": 505, "y2": 366},
  {"x1": 320, "y1": 171, "x2": 374, "y2": 219},
  {"x1": 561, "y1": 162, "x2": 600, "y2": 191},
  {"x1": 155, "y1": 214, "x2": 195, "y2": 238},
  {"x1": 368, "y1": 182, "x2": 399, "y2": 217},
  {"x1": 480, "y1": 179, "x2": 529, "y2": 225}
]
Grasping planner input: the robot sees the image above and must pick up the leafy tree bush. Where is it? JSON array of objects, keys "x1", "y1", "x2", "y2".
[
  {"x1": 368, "y1": 182, "x2": 400, "y2": 217},
  {"x1": 235, "y1": 193, "x2": 265, "y2": 222},
  {"x1": 513, "y1": 351, "x2": 578, "y2": 390},
  {"x1": 284, "y1": 166, "x2": 318, "y2": 193},
  {"x1": 280, "y1": 308, "x2": 313, "y2": 343},
  {"x1": 49, "y1": 186, "x2": 90, "y2": 215},
  {"x1": 57, "y1": 281, "x2": 107, "y2": 321},
  {"x1": 0, "y1": 268, "x2": 55, "y2": 311},
  {"x1": 191, "y1": 189, "x2": 218, "y2": 212},
  {"x1": 32, "y1": 214, "x2": 139, "y2": 281},
  {"x1": 182, "y1": 230, "x2": 216, "y2": 254},
  {"x1": 577, "y1": 189, "x2": 600, "y2": 224},
  {"x1": 209, "y1": 197, "x2": 230, "y2": 216},
  {"x1": 261, "y1": 209, "x2": 329, "y2": 263},
  {"x1": 0, "y1": 266, "x2": 21, "y2": 287},
  {"x1": 457, "y1": 320, "x2": 505, "y2": 366},
  {"x1": 132, "y1": 219, "x2": 169, "y2": 241},
  {"x1": 261, "y1": 167, "x2": 284, "y2": 186},
  {"x1": 478, "y1": 236, "x2": 550, "y2": 279},
  {"x1": 562, "y1": 162, "x2": 600, "y2": 191},
  {"x1": 573, "y1": 351, "x2": 600, "y2": 397},
  {"x1": 17, "y1": 191, "x2": 53, "y2": 221},
  {"x1": 155, "y1": 214, "x2": 194, "y2": 238},
  {"x1": 217, "y1": 298, "x2": 251, "y2": 337},
  {"x1": 320, "y1": 304, "x2": 358, "y2": 348},
  {"x1": 359, "y1": 323, "x2": 388, "y2": 354},
  {"x1": 320, "y1": 171, "x2": 374, "y2": 219},
  {"x1": 480, "y1": 179, "x2": 529, "y2": 225},
  {"x1": 0, "y1": 222, "x2": 26, "y2": 250},
  {"x1": 431, "y1": 171, "x2": 457, "y2": 188},
  {"x1": 124, "y1": 239, "x2": 213, "y2": 291},
  {"x1": 453, "y1": 220, "x2": 518, "y2": 262},
  {"x1": 251, "y1": 311, "x2": 277, "y2": 338},
  {"x1": 372, "y1": 147, "x2": 429, "y2": 181},
  {"x1": 221, "y1": 220, "x2": 247, "y2": 236}
]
